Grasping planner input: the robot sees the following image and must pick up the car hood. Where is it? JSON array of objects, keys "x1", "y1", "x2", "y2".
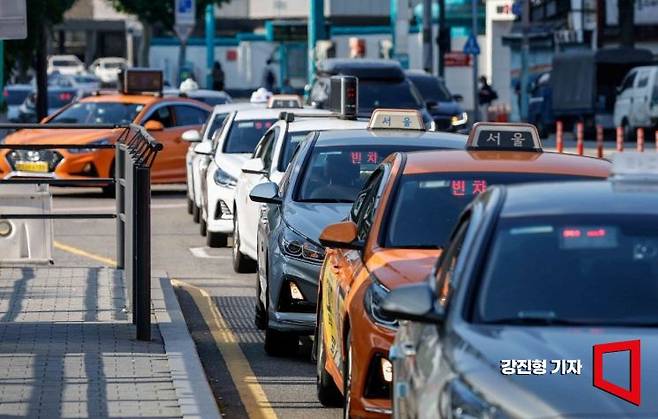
[
  {"x1": 215, "y1": 153, "x2": 250, "y2": 178},
  {"x1": 367, "y1": 248, "x2": 440, "y2": 289},
  {"x1": 449, "y1": 325, "x2": 658, "y2": 417},
  {"x1": 282, "y1": 202, "x2": 352, "y2": 244},
  {"x1": 3, "y1": 128, "x2": 118, "y2": 146},
  {"x1": 429, "y1": 101, "x2": 463, "y2": 117}
]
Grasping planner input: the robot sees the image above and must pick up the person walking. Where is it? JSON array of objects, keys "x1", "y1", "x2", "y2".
[
  {"x1": 211, "y1": 61, "x2": 225, "y2": 91},
  {"x1": 478, "y1": 76, "x2": 498, "y2": 121},
  {"x1": 262, "y1": 59, "x2": 277, "y2": 92}
]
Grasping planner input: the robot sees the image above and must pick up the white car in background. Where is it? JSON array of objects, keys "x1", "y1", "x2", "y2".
[
  {"x1": 48, "y1": 55, "x2": 85, "y2": 75},
  {"x1": 232, "y1": 113, "x2": 368, "y2": 269},
  {"x1": 197, "y1": 108, "x2": 284, "y2": 247},
  {"x1": 184, "y1": 102, "x2": 260, "y2": 223},
  {"x1": 613, "y1": 65, "x2": 658, "y2": 139},
  {"x1": 89, "y1": 57, "x2": 128, "y2": 84}
]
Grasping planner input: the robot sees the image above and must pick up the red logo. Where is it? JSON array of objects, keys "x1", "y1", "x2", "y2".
[{"x1": 592, "y1": 340, "x2": 641, "y2": 406}]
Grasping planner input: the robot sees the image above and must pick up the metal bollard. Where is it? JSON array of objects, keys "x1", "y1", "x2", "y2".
[
  {"x1": 576, "y1": 122, "x2": 584, "y2": 155},
  {"x1": 616, "y1": 126, "x2": 624, "y2": 152},
  {"x1": 596, "y1": 125, "x2": 604, "y2": 158},
  {"x1": 134, "y1": 165, "x2": 151, "y2": 341},
  {"x1": 637, "y1": 128, "x2": 645, "y2": 152},
  {"x1": 556, "y1": 121, "x2": 564, "y2": 153},
  {"x1": 115, "y1": 143, "x2": 125, "y2": 270}
]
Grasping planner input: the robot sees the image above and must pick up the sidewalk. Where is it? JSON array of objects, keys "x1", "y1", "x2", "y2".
[{"x1": 0, "y1": 266, "x2": 220, "y2": 419}]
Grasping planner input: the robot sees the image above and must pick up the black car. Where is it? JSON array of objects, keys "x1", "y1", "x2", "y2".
[
  {"x1": 307, "y1": 59, "x2": 433, "y2": 128},
  {"x1": 17, "y1": 87, "x2": 78, "y2": 123},
  {"x1": 405, "y1": 70, "x2": 467, "y2": 132}
]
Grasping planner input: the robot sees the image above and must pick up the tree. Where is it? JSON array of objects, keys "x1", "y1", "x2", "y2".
[{"x1": 110, "y1": 0, "x2": 231, "y2": 67}]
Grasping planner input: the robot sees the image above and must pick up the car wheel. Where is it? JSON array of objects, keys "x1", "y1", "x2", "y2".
[
  {"x1": 264, "y1": 327, "x2": 298, "y2": 357},
  {"x1": 316, "y1": 309, "x2": 343, "y2": 407},
  {"x1": 207, "y1": 231, "x2": 228, "y2": 247},
  {"x1": 200, "y1": 217, "x2": 207, "y2": 236},
  {"x1": 192, "y1": 205, "x2": 201, "y2": 223},
  {"x1": 343, "y1": 329, "x2": 354, "y2": 419},
  {"x1": 232, "y1": 214, "x2": 256, "y2": 273},
  {"x1": 187, "y1": 197, "x2": 193, "y2": 215}
]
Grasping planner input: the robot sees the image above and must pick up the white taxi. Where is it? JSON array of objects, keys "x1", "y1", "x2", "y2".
[{"x1": 232, "y1": 112, "x2": 368, "y2": 270}]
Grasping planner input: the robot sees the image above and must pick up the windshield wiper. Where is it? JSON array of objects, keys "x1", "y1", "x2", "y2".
[{"x1": 298, "y1": 198, "x2": 354, "y2": 203}]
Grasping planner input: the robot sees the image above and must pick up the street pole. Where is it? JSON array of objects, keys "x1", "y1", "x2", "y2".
[
  {"x1": 520, "y1": 0, "x2": 530, "y2": 121},
  {"x1": 471, "y1": 0, "x2": 479, "y2": 122},
  {"x1": 178, "y1": 41, "x2": 187, "y2": 83},
  {"x1": 437, "y1": 0, "x2": 446, "y2": 77},
  {"x1": 422, "y1": 0, "x2": 433, "y2": 73},
  {"x1": 308, "y1": 0, "x2": 325, "y2": 85},
  {"x1": 36, "y1": 23, "x2": 48, "y2": 122},
  {"x1": 0, "y1": 40, "x2": 4, "y2": 109},
  {"x1": 205, "y1": 4, "x2": 215, "y2": 89}
]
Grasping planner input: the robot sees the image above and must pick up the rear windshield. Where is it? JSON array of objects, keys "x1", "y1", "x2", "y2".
[
  {"x1": 278, "y1": 130, "x2": 311, "y2": 171},
  {"x1": 385, "y1": 173, "x2": 602, "y2": 249},
  {"x1": 359, "y1": 79, "x2": 424, "y2": 113},
  {"x1": 223, "y1": 119, "x2": 275, "y2": 154},
  {"x1": 296, "y1": 144, "x2": 433, "y2": 203},
  {"x1": 409, "y1": 76, "x2": 452, "y2": 102},
  {"x1": 474, "y1": 214, "x2": 658, "y2": 326}
]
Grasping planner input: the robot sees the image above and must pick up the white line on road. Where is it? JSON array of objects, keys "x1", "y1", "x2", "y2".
[{"x1": 189, "y1": 247, "x2": 231, "y2": 259}]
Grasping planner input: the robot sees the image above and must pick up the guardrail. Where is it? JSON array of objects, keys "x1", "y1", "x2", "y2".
[{"x1": 0, "y1": 123, "x2": 163, "y2": 341}]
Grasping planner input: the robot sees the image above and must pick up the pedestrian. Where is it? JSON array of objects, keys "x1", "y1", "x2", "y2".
[
  {"x1": 478, "y1": 76, "x2": 498, "y2": 120},
  {"x1": 211, "y1": 61, "x2": 225, "y2": 91},
  {"x1": 262, "y1": 59, "x2": 276, "y2": 92}
]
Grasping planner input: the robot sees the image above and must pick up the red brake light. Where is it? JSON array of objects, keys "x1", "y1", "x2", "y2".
[
  {"x1": 59, "y1": 92, "x2": 73, "y2": 101},
  {"x1": 586, "y1": 228, "x2": 606, "y2": 238},
  {"x1": 562, "y1": 229, "x2": 581, "y2": 238},
  {"x1": 2, "y1": 89, "x2": 8, "y2": 98}
]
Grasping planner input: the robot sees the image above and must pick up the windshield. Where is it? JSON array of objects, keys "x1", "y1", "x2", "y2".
[
  {"x1": 278, "y1": 130, "x2": 311, "y2": 171},
  {"x1": 359, "y1": 79, "x2": 424, "y2": 112},
  {"x1": 223, "y1": 119, "x2": 275, "y2": 154},
  {"x1": 50, "y1": 102, "x2": 143, "y2": 124},
  {"x1": 103, "y1": 62, "x2": 124, "y2": 69},
  {"x1": 474, "y1": 215, "x2": 658, "y2": 326},
  {"x1": 296, "y1": 144, "x2": 429, "y2": 203},
  {"x1": 409, "y1": 76, "x2": 452, "y2": 102},
  {"x1": 385, "y1": 173, "x2": 601, "y2": 249}
]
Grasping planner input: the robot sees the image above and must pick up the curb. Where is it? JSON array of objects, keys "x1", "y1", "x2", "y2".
[{"x1": 152, "y1": 271, "x2": 222, "y2": 419}]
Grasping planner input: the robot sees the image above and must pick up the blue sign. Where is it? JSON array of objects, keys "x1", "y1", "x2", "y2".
[
  {"x1": 463, "y1": 34, "x2": 480, "y2": 56},
  {"x1": 512, "y1": 0, "x2": 522, "y2": 17},
  {"x1": 178, "y1": 0, "x2": 192, "y2": 13}
]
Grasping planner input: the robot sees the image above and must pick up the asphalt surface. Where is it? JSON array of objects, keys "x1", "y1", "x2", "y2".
[{"x1": 49, "y1": 186, "x2": 340, "y2": 419}]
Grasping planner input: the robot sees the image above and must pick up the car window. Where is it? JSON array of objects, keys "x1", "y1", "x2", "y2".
[
  {"x1": 204, "y1": 112, "x2": 229, "y2": 141},
  {"x1": 435, "y1": 220, "x2": 469, "y2": 306},
  {"x1": 638, "y1": 73, "x2": 650, "y2": 89},
  {"x1": 146, "y1": 106, "x2": 174, "y2": 128},
  {"x1": 409, "y1": 75, "x2": 452, "y2": 102},
  {"x1": 253, "y1": 129, "x2": 274, "y2": 159},
  {"x1": 262, "y1": 127, "x2": 279, "y2": 171},
  {"x1": 174, "y1": 105, "x2": 209, "y2": 126},
  {"x1": 358, "y1": 79, "x2": 424, "y2": 113},
  {"x1": 356, "y1": 169, "x2": 385, "y2": 241},
  {"x1": 278, "y1": 130, "x2": 312, "y2": 172},
  {"x1": 621, "y1": 72, "x2": 636, "y2": 92}
]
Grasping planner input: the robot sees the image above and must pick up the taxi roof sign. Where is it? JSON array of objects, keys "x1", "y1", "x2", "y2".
[
  {"x1": 611, "y1": 152, "x2": 658, "y2": 181},
  {"x1": 467, "y1": 122, "x2": 542, "y2": 151},
  {"x1": 118, "y1": 68, "x2": 163, "y2": 95},
  {"x1": 268, "y1": 95, "x2": 303, "y2": 109},
  {"x1": 368, "y1": 109, "x2": 424, "y2": 131}
]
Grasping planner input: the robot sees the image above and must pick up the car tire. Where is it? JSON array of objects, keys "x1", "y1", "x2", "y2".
[
  {"x1": 343, "y1": 329, "x2": 354, "y2": 419},
  {"x1": 207, "y1": 231, "x2": 228, "y2": 248},
  {"x1": 192, "y1": 205, "x2": 200, "y2": 223},
  {"x1": 316, "y1": 310, "x2": 343, "y2": 407},
  {"x1": 187, "y1": 197, "x2": 193, "y2": 215},
  {"x1": 264, "y1": 327, "x2": 298, "y2": 357},
  {"x1": 199, "y1": 217, "x2": 207, "y2": 237},
  {"x1": 232, "y1": 214, "x2": 256, "y2": 273}
]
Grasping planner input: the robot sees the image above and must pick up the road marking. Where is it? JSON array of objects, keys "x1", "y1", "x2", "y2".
[
  {"x1": 171, "y1": 279, "x2": 277, "y2": 419},
  {"x1": 53, "y1": 240, "x2": 117, "y2": 267},
  {"x1": 189, "y1": 247, "x2": 231, "y2": 259}
]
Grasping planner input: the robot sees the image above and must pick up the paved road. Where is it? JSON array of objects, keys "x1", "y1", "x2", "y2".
[{"x1": 50, "y1": 186, "x2": 340, "y2": 419}]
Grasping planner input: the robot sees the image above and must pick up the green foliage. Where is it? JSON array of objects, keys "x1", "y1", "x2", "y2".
[{"x1": 110, "y1": 0, "x2": 231, "y2": 28}]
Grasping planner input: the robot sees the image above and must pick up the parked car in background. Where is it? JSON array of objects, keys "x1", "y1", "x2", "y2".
[
  {"x1": 613, "y1": 65, "x2": 658, "y2": 139},
  {"x1": 89, "y1": 57, "x2": 128, "y2": 85},
  {"x1": 17, "y1": 86, "x2": 78, "y2": 122},
  {"x1": 47, "y1": 55, "x2": 85, "y2": 75},
  {"x1": 49, "y1": 73, "x2": 101, "y2": 98},
  {"x1": 405, "y1": 70, "x2": 467, "y2": 132},
  {"x1": 3, "y1": 84, "x2": 32, "y2": 122}
]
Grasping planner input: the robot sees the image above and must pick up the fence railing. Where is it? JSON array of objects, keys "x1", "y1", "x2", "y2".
[{"x1": 0, "y1": 123, "x2": 162, "y2": 341}]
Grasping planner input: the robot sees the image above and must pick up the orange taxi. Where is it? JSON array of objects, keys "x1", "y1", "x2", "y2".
[
  {"x1": 314, "y1": 123, "x2": 611, "y2": 418},
  {"x1": 0, "y1": 69, "x2": 211, "y2": 193}
]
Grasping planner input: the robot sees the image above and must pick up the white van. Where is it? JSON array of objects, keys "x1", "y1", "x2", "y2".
[{"x1": 613, "y1": 66, "x2": 658, "y2": 139}]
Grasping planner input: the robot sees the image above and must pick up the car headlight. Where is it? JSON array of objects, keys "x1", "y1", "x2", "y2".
[
  {"x1": 69, "y1": 138, "x2": 111, "y2": 153},
  {"x1": 213, "y1": 167, "x2": 237, "y2": 188},
  {"x1": 440, "y1": 379, "x2": 504, "y2": 419},
  {"x1": 364, "y1": 280, "x2": 398, "y2": 329},
  {"x1": 278, "y1": 228, "x2": 325, "y2": 264},
  {"x1": 451, "y1": 112, "x2": 468, "y2": 126}
]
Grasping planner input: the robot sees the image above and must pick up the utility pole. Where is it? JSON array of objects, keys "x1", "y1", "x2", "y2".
[
  {"x1": 520, "y1": 0, "x2": 530, "y2": 121},
  {"x1": 471, "y1": 0, "x2": 479, "y2": 122},
  {"x1": 422, "y1": 0, "x2": 433, "y2": 73},
  {"x1": 36, "y1": 23, "x2": 48, "y2": 122},
  {"x1": 437, "y1": 0, "x2": 447, "y2": 77},
  {"x1": 308, "y1": 0, "x2": 326, "y2": 85},
  {"x1": 205, "y1": 4, "x2": 215, "y2": 89}
]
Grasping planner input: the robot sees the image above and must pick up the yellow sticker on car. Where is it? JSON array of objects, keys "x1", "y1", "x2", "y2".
[{"x1": 15, "y1": 161, "x2": 48, "y2": 173}]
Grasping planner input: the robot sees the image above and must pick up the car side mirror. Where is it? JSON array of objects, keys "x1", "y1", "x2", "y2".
[
  {"x1": 319, "y1": 221, "x2": 364, "y2": 250},
  {"x1": 182, "y1": 129, "x2": 201, "y2": 142},
  {"x1": 193, "y1": 141, "x2": 213, "y2": 155},
  {"x1": 381, "y1": 282, "x2": 444, "y2": 324},
  {"x1": 249, "y1": 182, "x2": 281, "y2": 204},
  {"x1": 452, "y1": 94, "x2": 463, "y2": 102},
  {"x1": 144, "y1": 120, "x2": 164, "y2": 131},
  {"x1": 242, "y1": 158, "x2": 267, "y2": 175}
]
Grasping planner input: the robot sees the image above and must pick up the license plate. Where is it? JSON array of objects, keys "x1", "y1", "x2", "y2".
[{"x1": 15, "y1": 161, "x2": 49, "y2": 173}]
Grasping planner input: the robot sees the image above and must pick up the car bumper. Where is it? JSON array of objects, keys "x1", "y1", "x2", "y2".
[
  {"x1": 206, "y1": 183, "x2": 236, "y2": 234},
  {"x1": 0, "y1": 149, "x2": 113, "y2": 182}
]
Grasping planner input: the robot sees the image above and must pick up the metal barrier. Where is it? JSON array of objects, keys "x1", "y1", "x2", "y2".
[{"x1": 0, "y1": 123, "x2": 162, "y2": 341}]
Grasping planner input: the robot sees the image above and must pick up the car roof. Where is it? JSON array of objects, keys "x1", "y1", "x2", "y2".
[
  {"x1": 405, "y1": 69, "x2": 444, "y2": 82},
  {"x1": 314, "y1": 129, "x2": 467, "y2": 148},
  {"x1": 287, "y1": 118, "x2": 368, "y2": 133},
  {"x1": 401, "y1": 150, "x2": 611, "y2": 176},
  {"x1": 211, "y1": 102, "x2": 261, "y2": 114},
  {"x1": 80, "y1": 94, "x2": 199, "y2": 106},
  {"x1": 317, "y1": 58, "x2": 405, "y2": 80},
  {"x1": 500, "y1": 180, "x2": 658, "y2": 217},
  {"x1": 234, "y1": 107, "x2": 329, "y2": 121}
]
